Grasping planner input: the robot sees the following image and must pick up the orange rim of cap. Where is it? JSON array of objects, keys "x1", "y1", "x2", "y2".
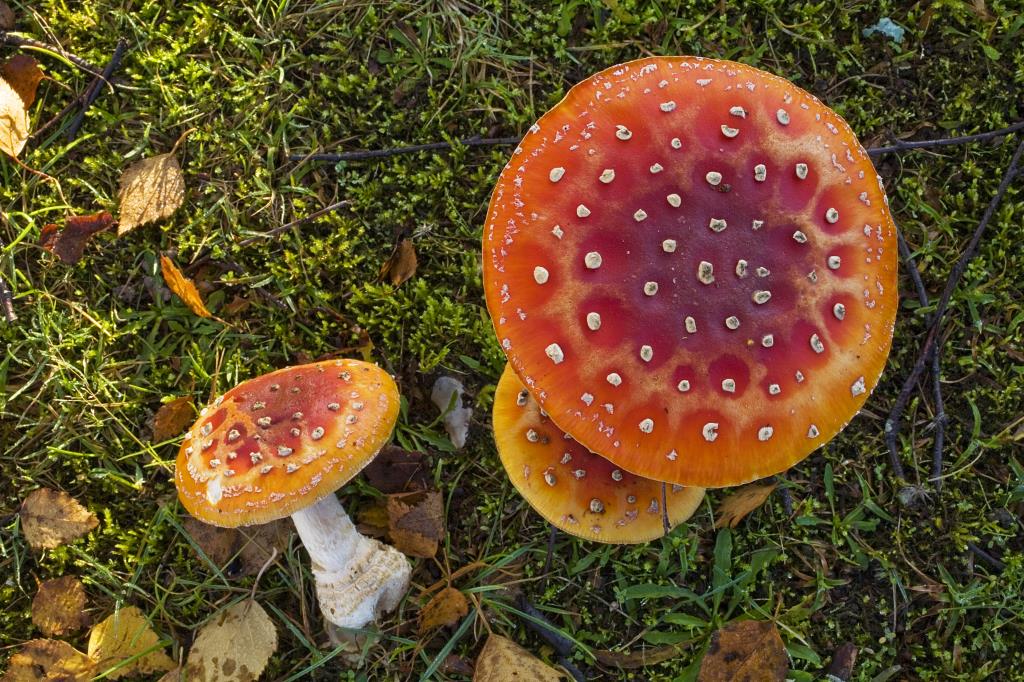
[
  {"x1": 483, "y1": 57, "x2": 898, "y2": 488},
  {"x1": 493, "y1": 364, "x2": 704, "y2": 544},
  {"x1": 175, "y1": 359, "x2": 400, "y2": 527}
]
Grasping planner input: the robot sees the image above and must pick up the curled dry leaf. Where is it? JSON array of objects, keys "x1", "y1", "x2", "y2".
[
  {"x1": 713, "y1": 483, "x2": 778, "y2": 529},
  {"x1": 20, "y1": 488, "x2": 99, "y2": 550},
  {"x1": 1, "y1": 639, "x2": 95, "y2": 682},
  {"x1": 117, "y1": 152, "x2": 185, "y2": 235},
  {"x1": 152, "y1": 396, "x2": 196, "y2": 442},
  {"x1": 697, "y1": 620, "x2": 787, "y2": 682},
  {"x1": 39, "y1": 211, "x2": 115, "y2": 264},
  {"x1": 184, "y1": 600, "x2": 277, "y2": 682},
  {"x1": 160, "y1": 255, "x2": 218, "y2": 320},
  {"x1": 473, "y1": 634, "x2": 563, "y2": 682},
  {"x1": 362, "y1": 445, "x2": 430, "y2": 494},
  {"x1": 378, "y1": 238, "x2": 417, "y2": 286},
  {"x1": 387, "y1": 490, "x2": 445, "y2": 558},
  {"x1": 87, "y1": 606, "x2": 176, "y2": 680},
  {"x1": 0, "y1": 55, "x2": 43, "y2": 158},
  {"x1": 430, "y1": 376, "x2": 473, "y2": 449},
  {"x1": 419, "y1": 587, "x2": 469, "y2": 637},
  {"x1": 32, "y1": 576, "x2": 89, "y2": 636}
]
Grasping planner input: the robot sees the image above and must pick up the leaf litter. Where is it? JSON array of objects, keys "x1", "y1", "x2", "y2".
[
  {"x1": 32, "y1": 576, "x2": 90, "y2": 636},
  {"x1": 184, "y1": 600, "x2": 277, "y2": 682},
  {"x1": 87, "y1": 606, "x2": 176, "y2": 679},
  {"x1": 39, "y1": 211, "x2": 115, "y2": 264},
  {"x1": 0, "y1": 55, "x2": 43, "y2": 158},
  {"x1": 714, "y1": 482, "x2": 778, "y2": 529},
  {"x1": 20, "y1": 488, "x2": 98, "y2": 550}
]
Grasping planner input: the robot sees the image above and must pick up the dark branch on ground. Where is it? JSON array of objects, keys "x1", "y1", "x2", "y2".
[
  {"x1": 514, "y1": 593, "x2": 587, "y2": 682},
  {"x1": 966, "y1": 541, "x2": 1006, "y2": 572},
  {"x1": 66, "y1": 37, "x2": 128, "y2": 139},
  {"x1": 1, "y1": 30, "x2": 110, "y2": 77},
  {"x1": 867, "y1": 121, "x2": 1024, "y2": 155},
  {"x1": 885, "y1": 136, "x2": 1024, "y2": 485},
  {"x1": 288, "y1": 121, "x2": 1024, "y2": 165},
  {"x1": 0, "y1": 270, "x2": 15, "y2": 323},
  {"x1": 288, "y1": 136, "x2": 520, "y2": 163}
]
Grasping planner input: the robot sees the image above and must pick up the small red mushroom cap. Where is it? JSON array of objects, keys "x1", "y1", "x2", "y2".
[
  {"x1": 483, "y1": 57, "x2": 898, "y2": 488},
  {"x1": 493, "y1": 364, "x2": 704, "y2": 543},
  {"x1": 175, "y1": 359, "x2": 400, "y2": 526}
]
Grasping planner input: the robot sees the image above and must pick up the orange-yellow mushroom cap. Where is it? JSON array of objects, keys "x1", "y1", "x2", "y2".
[
  {"x1": 482, "y1": 57, "x2": 897, "y2": 488},
  {"x1": 175, "y1": 359, "x2": 400, "y2": 527},
  {"x1": 493, "y1": 364, "x2": 704, "y2": 543}
]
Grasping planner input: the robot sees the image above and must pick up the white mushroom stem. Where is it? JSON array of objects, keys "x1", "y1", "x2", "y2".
[{"x1": 290, "y1": 494, "x2": 411, "y2": 629}]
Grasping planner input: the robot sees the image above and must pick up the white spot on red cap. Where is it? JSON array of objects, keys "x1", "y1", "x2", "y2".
[
  {"x1": 753, "y1": 164, "x2": 767, "y2": 182},
  {"x1": 640, "y1": 345, "x2": 653, "y2": 362},
  {"x1": 599, "y1": 168, "x2": 615, "y2": 183},
  {"x1": 533, "y1": 266, "x2": 549, "y2": 284},
  {"x1": 795, "y1": 163, "x2": 808, "y2": 179},
  {"x1": 545, "y1": 343, "x2": 564, "y2": 364},
  {"x1": 705, "y1": 171, "x2": 723, "y2": 186},
  {"x1": 549, "y1": 167, "x2": 565, "y2": 182},
  {"x1": 662, "y1": 239, "x2": 677, "y2": 252},
  {"x1": 758, "y1": 426, "x2": 774, "y2": 441},
  {"x1": 851, "y1": 376, "x2": 866, "y2": 396},
  {"x1": 776, "y1": 108, "x2": 790, "y2": 125},
  {"x1": 702, "y1": 422, "x2": 719, "y2": 442},
  {"x1": 586, "y1": 312, "x2": 601, "y2": 330},
  {"x1": 666, "y1": 193, "x2": 681, "y2": 207},
  {"x1": 639, "y1": 418, "x2": 654, "y2": 433},
  {"x1": 660, "y1": 101, "x2": 677, "y2": 112},
  {"x1": 584, "y1": 251, "x2": 602, "y2": 269},
  {"x1": 721, "y1": 125, "x2": 739, "y2": 138},
  {"x1": 615, "y1": 125, "x2": 632, "y2": 140},
  {"x1": 576, "y1": 204, "x2": 591, "y2": 218},
  {"x1": 606, "y1": 372, "x2": 622, "y2": 386}
]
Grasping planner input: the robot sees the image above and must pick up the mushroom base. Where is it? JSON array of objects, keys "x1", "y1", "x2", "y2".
[{"x1": 291, "y1": 494, "x2": 411, "y2": 629}]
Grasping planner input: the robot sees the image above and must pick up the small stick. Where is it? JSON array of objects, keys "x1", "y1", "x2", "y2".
[
  {"x1": 0, "y1": 272, "x2": 15, "y2": 322},
  {"x1": 966, "y1": 542, "x2": 1005, "y2": 572},
  {"x1": 894, "y1": 229, "x2": 948, "y2": 489},
  {"x1": 513, "y1": 593, "x2": 586, "y2": 682},
  {"x1": 661, "y1": 482, "x2": 670, "y2": 535},
  {"x1": 867, "y1": 121, "x2": 1024, "y2": 155},
  {"x1": 1, "y1": 31, "x2": 108, "y2": 77},
  {"x1": 66, "y1": 37, "x2": 127, "y2": 139},
  {"x1": 885, "y1": 137, "x2": 1024, "y2": 480},
  {"x1": 288, "y1": 135, "x2": 520, "y2": 163},
  {"x1": 287, "y1": 122, "x2": 1024, "y2": 166}
]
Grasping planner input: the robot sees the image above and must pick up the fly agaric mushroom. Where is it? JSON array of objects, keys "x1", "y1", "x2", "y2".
[
  {"x1": 175, "y1": 359, "x2": 410, "y2": 629},
  {"x1": 483, "y1": 57, "x2": 897, "y2": 488},
  {"x1": 493, "y1": 364, "x2": 704, "y2": 542}
]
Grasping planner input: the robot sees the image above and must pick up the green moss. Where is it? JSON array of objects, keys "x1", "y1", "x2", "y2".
[{"x1": 2, "y1": 0, "x2": 1023, "y2": 679}]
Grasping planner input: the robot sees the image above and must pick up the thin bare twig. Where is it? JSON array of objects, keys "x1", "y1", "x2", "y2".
[
  {"x1": 513, "y1": 593, "x2": 586, "y2": 682},
  {"x1": 966, "y1": 541, "x2": 1005, "y2": 572},
  {"x1": 287, "y1": 122, "x2": 1024, "y2": 166},
  {"x1": 867, "y1": 121, "x2": 1024, "y2": 155},
  {"x1": 1, "y1": 30, "x2": 108, "y2": 77},
  {"x1": 885, "y1": 136, "x2": 1024, "y2": 481},
  {"x1": 0, "y1": 271, "x2": 15, "y2": 322},
  {"x1": 66, "y1": 37, "x2": 127, "y2": 139},
  {"x1": 288, "y1": 136, "x2": 520, "y2": 163}
]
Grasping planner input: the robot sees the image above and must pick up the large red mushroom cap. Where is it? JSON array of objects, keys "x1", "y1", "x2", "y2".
[
  {"x1": 176, "y1": 359, "x2": 400, "y2": 526},
  {"x1": 493, "y1": 364, "x2": 704, "y2": 543},
  {"x1": 483, "y1": 57, "x2": 898, "y2": 488}
]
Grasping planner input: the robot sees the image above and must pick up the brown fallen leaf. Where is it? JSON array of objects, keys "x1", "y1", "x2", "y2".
[
  {"x1": 419, "y1": 587, "x2": 469, "y2": 637},
  {"x1": 184, "y1": 600, "x2": 277, "y2": 682},
  {"x1": 387, "y1": 490, "x2": 444, "y2": 558},
  {"x1": 160, "y1": 255, "x2": 219, "y2": 320},
  {"x1": 20, "y1": 488, "x2": 99, "y2": 550},
  {"x1": 0, "y1": 55, "x2": 42, "y2": 159},
  {"x1": 714, "y1": 483, "x2": 778, "y2": 529},
  {"x1": 697, "y1": 620, "x2": 787, "y2": 682},
  {"x1": 32, "y1": 576, "x2": 89, "y2": 636},
  {"x1": 379, "y1": 238, "x2": 417, "y2": 286},
  {"x1": 152, "y1": 396, "x2": 195, "y2": 442},
  {"x1": 156, "y1": 669, "x2": 184, "y2": 682},
  {"x1": 0, "y1": 2, "x2": 15, "y2": 31},
  {"x1": 473, "y1": 634, "x2": 563, "y2": 681},
  {"x1": 1, "y1": 639, "x2": 95, "y2": 682},
  {"x1": 117, "y1": 151, "x2": 185, "y2": 235},
  {"x1": 356, "y1": 500, "x2": 390, "y2": 538},
  {"x1": 87, "y1": 606, "x2": 176, "y2": 680},
  {"x1": 182, "y1": 517, "x2": 290, "y2": 577},
  {"x1": 39, "y1": 211, "x2": 115, "y2": 264},
  {"x1": 362, "y1": 445, "x2": 430, "y2": 493}
]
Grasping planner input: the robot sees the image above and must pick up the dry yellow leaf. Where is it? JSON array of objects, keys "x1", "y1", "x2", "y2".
[
  {"x1": 473, "y1": 634, "x2": 564, "y2": 682},
  {"x1": 379, "y1": 238, "x2": 418, "y2": 286},
  {"x1": 387, "y1": 490, "x2": 444, "y2": 559},
  {"x1": 160, "y1": 255, "x2": 218, "y2": 320},
  {"x1": 697, "y1": 620, "x2": 787, "y2": 682},
  {"x1": 419, "y1": 587, "x2": 469, "y2": 637},
  {"x1": 87, "y1": 606, "x2": 176, "y2": 680},
  {"x1": 1, "y1": 639, "x2": 95, "y2": 682},
  {"x1": 713, "y1": 483, "x2": 778, "y2": 529},
  {"x1": 152, "y1": 396, "x2": 196, "y2": 442},
  {"x1": 20, "y1": 489, "x2": 99, "y2": 550},
  {"x1": 0, "y1": 78, "x2": 28, "y2": 158},
  {"x1": 184, "y1": 600, "x2": 277, "y2": 682},
  {"x1": 117, "y1": 152, "x2": 185, "y2": 234},
  {"x1": 32, "y1": 576, "x2": 89, "y2": 636}
]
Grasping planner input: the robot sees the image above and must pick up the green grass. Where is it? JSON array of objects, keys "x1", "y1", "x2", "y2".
[{"x1": 2, "y1": 1, "x2": 1023, "y2": 679}]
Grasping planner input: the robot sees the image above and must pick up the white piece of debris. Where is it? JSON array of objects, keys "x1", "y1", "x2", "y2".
[{"x1": 431, "y1": 376, "x2": 473, "y2": 449}]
